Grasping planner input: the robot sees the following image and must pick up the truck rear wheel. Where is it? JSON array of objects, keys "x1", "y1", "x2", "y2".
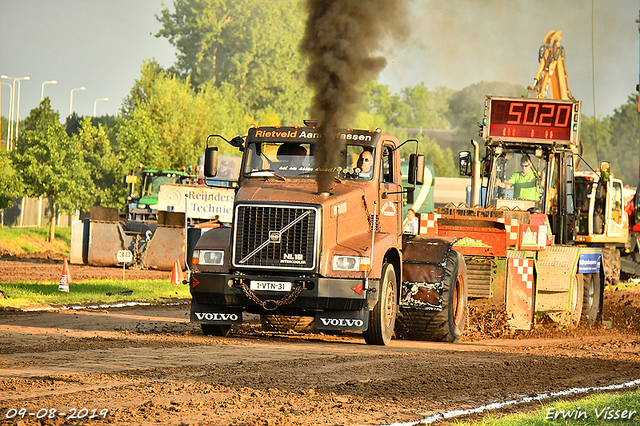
[
  {"x1": 201, "y1": 324, "x2": 232, "y2": 336},
  {"x1": 602, "y1": 246, "x2": 621, "y2": 287},
  {"x1": 395, "y1": 250, "x2": 468, "y2": 342},
  {"x1": 260, "y1": 315, "x2": 315, "y2": 333},
  {"x1": 582, "y1": 271, "x2": 601, "y2": 324},
  {"x1": 363, "y1": 263, "x2": 397, "y2": 345},
  {"x1": 569, "y1": 274, "x2": 584, "y2": 326}
]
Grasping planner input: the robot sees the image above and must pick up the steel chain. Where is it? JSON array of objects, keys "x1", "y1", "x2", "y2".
[{"x1": 241, "y1": 282, "x2": 304, "y2": 311}]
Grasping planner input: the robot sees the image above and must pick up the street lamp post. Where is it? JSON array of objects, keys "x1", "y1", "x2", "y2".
[
  {"x1": 41, "y1": 80, "x2": 57, "y2": 101},
  {"x1": 93, "y1": 97, "x2": 109, "y2": 117},
  {"x1": 0, "y1": 82, "x2": 12, "y2": 151},
  {"x1": 69, "y1": 87, "x2": 86, "y2": 117},
  {"x1": 1, "y1": 75, "x2": 30, "y2": 150}
]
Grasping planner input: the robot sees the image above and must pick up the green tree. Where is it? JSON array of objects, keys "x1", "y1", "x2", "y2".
[
  {"x1": 395, "y1": 83, "x2": 453, "y2": 130},
  {"x1": 607, "y1": 93, "x2": 639, "y2": 185},
  {"x1": 579, "y1": 113, "x2": 611, "y2": 170},
  {"x1": 447, "y1": 81, "x2": 527, "y2": 155},
  {"x1": 117, "y1": 63, "x2": 246, "y2": 173},
  {"x1": 156, "y1": 0, "x2": 310, "y2": 124},
  {"x1": 74, "y1": 118, "x2": 124, "y2": 208},
  {"x1": 11, "y1": 99, "x2": 92, "y2": 241},
  {"x1": 0, "y1": 152, "x2": 23, "y2": 210}
]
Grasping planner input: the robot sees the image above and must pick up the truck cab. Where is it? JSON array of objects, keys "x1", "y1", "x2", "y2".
[{"x1": 190, "y1": 125, "x2": 431, "y2": 345}]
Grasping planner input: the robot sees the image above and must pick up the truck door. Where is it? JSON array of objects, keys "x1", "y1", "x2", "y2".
[
  {"x1": 379, "y1": 143, "x2": 402, "y2": 236},
  {"x1": 606, "y1": 179, "x2": 626, "y2": 239}
]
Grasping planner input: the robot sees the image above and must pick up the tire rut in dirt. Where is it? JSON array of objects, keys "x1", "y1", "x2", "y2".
[{"x1": 395, "y1": 250, "x2": 468, "y2": 342}]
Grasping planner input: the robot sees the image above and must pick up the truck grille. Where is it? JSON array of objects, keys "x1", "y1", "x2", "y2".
[{"x1": 232, "y1": 204, "x2": 319, "y2": 270}]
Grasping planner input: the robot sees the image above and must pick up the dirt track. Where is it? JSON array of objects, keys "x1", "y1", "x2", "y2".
[{"x1": 1, "y1": 259, "x2": 640, "y2": 426}]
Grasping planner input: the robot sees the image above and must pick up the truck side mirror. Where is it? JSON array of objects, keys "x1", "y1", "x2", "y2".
[
  {"x1": 408, "y1": 154, "x2": 425, "y2": 185},
  {"x1": 229, "y1": 136, "x2": 245, "y2": 150},
  {"x1": 459, "y1": 151, "x2": 472, "y2": 176},
  {"x1": 204, "y1": 147, "x2": 219, "y2": 177}
]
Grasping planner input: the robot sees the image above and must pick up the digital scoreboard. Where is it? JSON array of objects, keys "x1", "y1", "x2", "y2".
[{"x1": 484, "y1": 96, "x2": 581, "y2": 144}]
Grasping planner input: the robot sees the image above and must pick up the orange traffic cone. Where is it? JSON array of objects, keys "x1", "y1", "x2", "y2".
[
  {"x1": 58, "y1": 259, "x2": 72, "y2": 292},
  {"x1": 171, "y1": 260, "x2": 183, "y2": 285}
]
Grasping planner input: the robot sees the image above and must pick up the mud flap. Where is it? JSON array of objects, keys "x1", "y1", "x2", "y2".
[
  {"x1": 190, "y1": 301, "x2": 242, "y2": 325},
  {"x1": 315, "y1": 309, "x2": 369, "y2": 331},
  {"x1": 400, "y1": 236, "x2": 458, "y2": 310},
  {"x1": 505, "y1": 254, "x2": 535, "y2": 329}
]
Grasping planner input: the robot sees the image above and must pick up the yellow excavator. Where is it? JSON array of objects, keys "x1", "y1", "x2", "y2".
[
  {"x1": 528, "y1": 30, "x2": 628, "y2": 285},
  {"x1": 528, "y1": 30, "x2": 575, "y2": 101}
]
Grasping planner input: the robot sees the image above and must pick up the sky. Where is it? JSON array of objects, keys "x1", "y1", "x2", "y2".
[{"x1": 1, "y1": 0, "x2": 639, "y2": 125}]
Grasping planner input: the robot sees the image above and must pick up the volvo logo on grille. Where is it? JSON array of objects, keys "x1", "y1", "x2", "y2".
[{"x1": 269, "y1": 231, "x2": 281, "y2": 243}]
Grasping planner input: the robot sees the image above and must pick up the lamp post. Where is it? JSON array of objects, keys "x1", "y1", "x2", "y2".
[
  {"x1": 41, "y1": 80, "x2": 57, "y2": 101},
  {"x1": 0, "y1": 82, "x2": 12, "y2": 151},
  {"x1": 93, "y1": 97, "x2": 109, "y2": 117},
  {"x1": 69, "y1": 87, "x2": 86, "y2": 117},
  {"x1": 1, "y1": 75, "x2": 30, "y2": 150}
]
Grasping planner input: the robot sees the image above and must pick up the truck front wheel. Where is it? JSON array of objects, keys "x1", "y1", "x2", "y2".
[{"x1": 363, "y1": 263, "x2": 397, "y2": 345}]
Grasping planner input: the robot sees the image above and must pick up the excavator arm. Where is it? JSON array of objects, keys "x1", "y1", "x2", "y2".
[{"x1": 528, "y1": 30, "x2": 575, "y2": 101}]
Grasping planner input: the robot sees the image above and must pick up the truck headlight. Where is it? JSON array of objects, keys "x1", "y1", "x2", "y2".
[
  {"x1": 149, "y1": 204, "x2": 158, "y2": 210},
  {"x1": 333, "y1": 255, "x2": 370, "y2": 272},
  {"x1": 193, "y1": 250, "x2": 225, "y2": 266}
]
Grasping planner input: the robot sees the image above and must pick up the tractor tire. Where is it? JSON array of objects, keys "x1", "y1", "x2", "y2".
[
  {"x1": 201, "y1": 323, "x2": 232, "y2": 336},
  {"x1": 363, "y1": 263, "x2": 397, "y2": 345},
  {"x1": 602, "y1": 246, "x2": 621, "y2": 287},
  {"x1": 260, "y1": 315, "x2": 316, "y2": 333},
  {"x1": 395, "y1": 250, "x2": 468, "y2": 342},
  {"x1": 569, "y1": 273, "x2": 584, "y2": 326},
  {"x1": 582, "y1": 271, "x2": 602, "y2": 324}
]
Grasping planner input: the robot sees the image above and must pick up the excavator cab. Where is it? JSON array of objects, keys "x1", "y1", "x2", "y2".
[{"x1": 485, "y1": 148, "x2": 549, "y2": 213}]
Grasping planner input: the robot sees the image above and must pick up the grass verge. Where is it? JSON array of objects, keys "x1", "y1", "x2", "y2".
[
  {"x1": 0, "y1": 279, "x2": 190, "y2": 310},
  {"x1": 0, "y1": 226, "x2": 70, "y2": 256},
  {"x1": 451, "y1": 389, "x2": 640, "y2": 425}
]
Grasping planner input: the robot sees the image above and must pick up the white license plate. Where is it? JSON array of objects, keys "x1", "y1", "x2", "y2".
[{"x1": 250, "y1": 281, "x2": 292, "y2": 292}]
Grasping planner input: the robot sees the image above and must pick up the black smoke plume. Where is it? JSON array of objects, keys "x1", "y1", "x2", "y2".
[{"x1": 300, "y1": 0, "x2": 408, "y2": 193}]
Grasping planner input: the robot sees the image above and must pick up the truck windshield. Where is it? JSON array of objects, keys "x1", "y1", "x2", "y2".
[
  {"x1": 487, "y1": 151, "x2": 548, "y2": 211},
  {"x1": 243, "y1": 142, "x2": 376, "y2": 180}
]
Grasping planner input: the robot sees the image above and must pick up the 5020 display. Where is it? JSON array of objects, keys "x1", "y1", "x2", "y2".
[{"x1": 487, "y1": 98, "x2": 578, "y2": 142}]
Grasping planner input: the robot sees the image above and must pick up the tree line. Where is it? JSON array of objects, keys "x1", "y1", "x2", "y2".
[{"x1": 1, "y1": 0, "x2": 638, "y2": 239}]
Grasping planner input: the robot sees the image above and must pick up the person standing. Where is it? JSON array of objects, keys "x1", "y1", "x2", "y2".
[{"x1": 403, "y1": 208, "x2": 419, "y2": 234}]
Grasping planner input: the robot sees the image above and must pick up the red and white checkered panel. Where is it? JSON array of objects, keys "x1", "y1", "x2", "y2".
[
  {"x1": 419, "y1": 213, "x2": 439, "y2": 236},
  {"x1": 511, "y1": 258, "x2": 534, "y2": 289},
  {"x1": 498, "y1": 218, "x2": 519, "y2": 246}
]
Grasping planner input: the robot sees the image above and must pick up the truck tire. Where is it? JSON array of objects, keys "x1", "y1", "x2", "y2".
[
  {"x1": 363, "y1": 263, "x2": 397, "y2": 345},
  {"x1": 602, "y1": 246, "x2": 621, "y2": 287},
  {"x1": 569, "y1": 274, "x2": 583, "y2": 326},
  {"x1": 260, "y1": 315, "x2": 315, "y2": 333},
  {"x1": 201, "y1": 324, "x2": 232, "y2": 337},
  {"x1": 582, "y1": 271, "x2": 601, "y2": 324},
  {"x1": 395, "y1": 250, "x2": 468, "y2": 342}
]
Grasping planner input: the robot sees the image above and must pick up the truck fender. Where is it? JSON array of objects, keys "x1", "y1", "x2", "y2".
[{"x1": 400, "y1": 236, "x2": 459, "y2": 310}]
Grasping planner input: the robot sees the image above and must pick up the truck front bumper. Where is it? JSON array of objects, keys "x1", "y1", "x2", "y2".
[{"x1": 190, "y1": 272, "x2": 379, "y2": 316}]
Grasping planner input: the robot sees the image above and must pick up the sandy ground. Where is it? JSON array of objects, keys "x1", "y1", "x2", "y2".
[{"x1": 0, "y1": 259, "x2": 639, "y2": 426}]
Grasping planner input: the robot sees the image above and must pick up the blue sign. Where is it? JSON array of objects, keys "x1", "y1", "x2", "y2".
[{"x1": 578, "y1": 252, "x2": 602, "y2": 274}]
